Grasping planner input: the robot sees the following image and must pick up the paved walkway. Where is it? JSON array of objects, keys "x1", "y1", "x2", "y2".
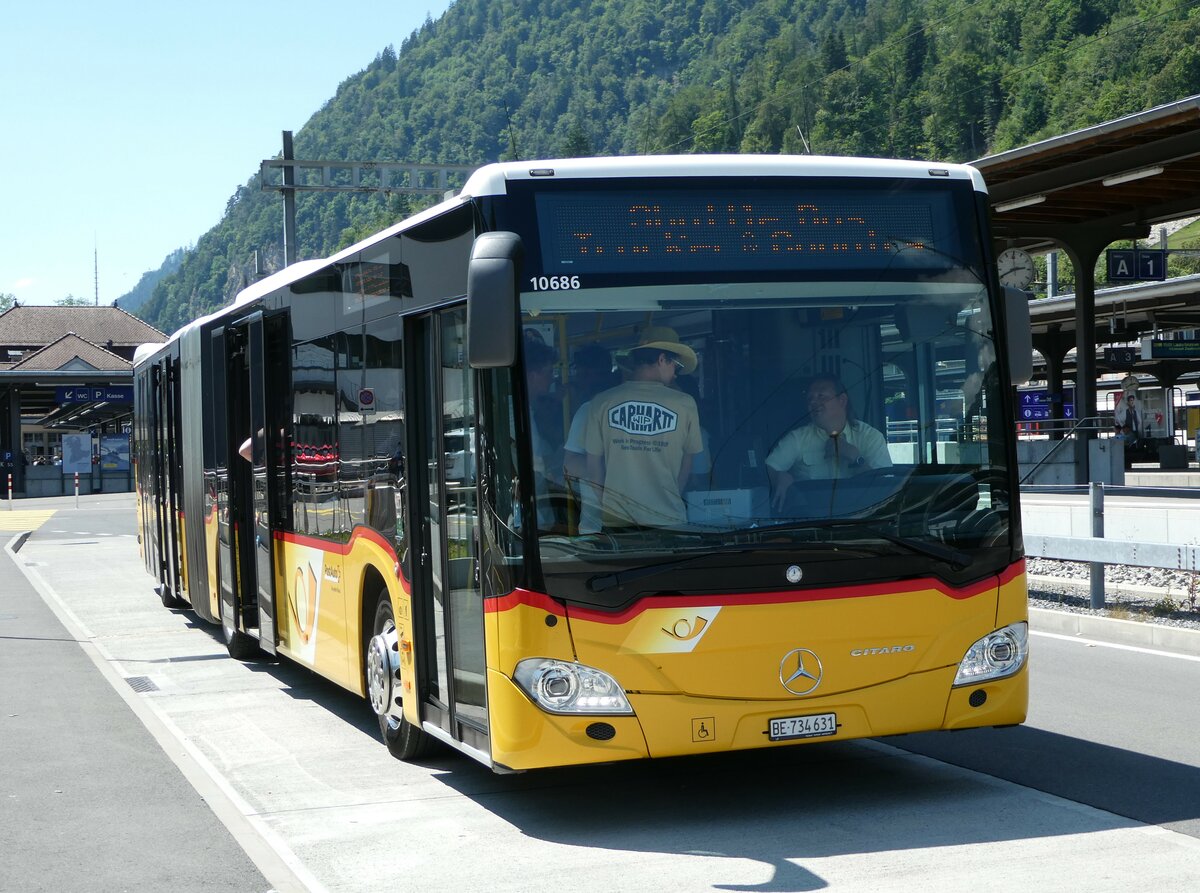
[{"x1": 1, "y1": 526, "x2": 272, "y2": 893}]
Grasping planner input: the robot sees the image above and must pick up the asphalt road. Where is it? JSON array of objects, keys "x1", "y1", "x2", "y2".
[
  {"x1": 891, "y1": 630, "x2": 1200, "y2": 839},
  {"x1": 5, "y1": 493, "x2": 1200, "y2": 891}
]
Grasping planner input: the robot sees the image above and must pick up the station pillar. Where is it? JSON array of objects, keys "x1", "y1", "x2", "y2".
[{"x1": 1, "y1": 386, "x2": 22, "y2": 494}]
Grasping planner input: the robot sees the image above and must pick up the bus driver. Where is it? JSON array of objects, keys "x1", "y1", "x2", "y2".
[{"x1": 767, "y1": 374, "x2": 891, "y2": 511}]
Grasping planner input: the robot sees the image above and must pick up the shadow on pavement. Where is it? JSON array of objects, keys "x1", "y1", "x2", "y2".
[
  {"x1": 421, "y1": 728, "x2": 1175, "y2": 892},
  {"x1": 888, "y1": 725, "x2": 1200, "y2": 834}
]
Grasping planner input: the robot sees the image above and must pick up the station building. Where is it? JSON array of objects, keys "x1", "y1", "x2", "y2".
[{"x1": 0, "y1": 304, "x2": 167, "y2": 496}]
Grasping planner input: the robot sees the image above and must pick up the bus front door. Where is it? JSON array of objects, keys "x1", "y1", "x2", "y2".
[{"x1": 408, "y1": 307, "x2": 488, "y2": 757}]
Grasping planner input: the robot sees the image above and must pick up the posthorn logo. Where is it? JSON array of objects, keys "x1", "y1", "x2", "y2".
[{"x1": 608, "y1": 401, "x2": 678, "y2": 436}]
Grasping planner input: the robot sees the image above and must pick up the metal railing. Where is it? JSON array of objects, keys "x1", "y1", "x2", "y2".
[
  {"x1": 1017, "y1": 415, "x2": 1105, "y2": 485},
  {"x1": 1023, "y1": 481, "x2": 1200, "y2": 607}
]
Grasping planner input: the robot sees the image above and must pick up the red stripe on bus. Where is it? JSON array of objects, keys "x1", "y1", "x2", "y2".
[
  {"x1": 275, "y1": 526, "x2": 399, "y2": 559},
  {"x1": 485, "y1": 589, "x2": 568, "y2": 617},
  {"x1": 999, "y1": 558, "x2": 1025, "y2": 586},
  {"x1": 486, "y1": 559, "x2": 1024, "y2": 625}
]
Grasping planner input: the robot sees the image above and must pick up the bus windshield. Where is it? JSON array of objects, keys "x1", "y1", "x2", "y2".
[{"x1": 504, "y1": 177, "x2": 1012, "y2": 591}]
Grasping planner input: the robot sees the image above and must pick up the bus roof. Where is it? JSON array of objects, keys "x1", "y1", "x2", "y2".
[{"x1": 460, "y1": 154, "x2": 988, "y2": 197}]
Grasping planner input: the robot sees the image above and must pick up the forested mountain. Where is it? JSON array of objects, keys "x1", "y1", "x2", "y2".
[
  {"x1": 116, "y1": 247, "x2": 185, "y2": 314},
  {"x1": 135, "y1": 0, "x2": 1200, "y2": 334}
]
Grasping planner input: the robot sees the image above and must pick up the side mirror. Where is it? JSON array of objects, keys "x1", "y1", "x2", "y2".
[
  {"x1": 1003, "y1": 286, "x2": 1032, "y2": 386},
  {"x1": 467, "y1": 232, "x2": 523, "y2": 368}
]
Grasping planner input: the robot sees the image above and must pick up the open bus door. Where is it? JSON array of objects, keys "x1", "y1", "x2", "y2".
[
  {"x1": 406, "y1": 306, "x2": 489, "y2": 759},
  {"x1": 150, "y1": 356, "x2": 183, "y2": 606},
  {"x1": 215, "y1": 311, "x2": 290, "y2": 658}
]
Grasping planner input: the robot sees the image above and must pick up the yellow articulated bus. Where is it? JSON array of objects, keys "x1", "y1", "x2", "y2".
[{"x1": 134, "y1": 155, "x2": 1033, "y2": 772}]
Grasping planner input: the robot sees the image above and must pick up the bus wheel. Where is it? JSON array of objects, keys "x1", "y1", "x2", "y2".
[
  {"x1": 367, "y1": 596, "x2": 435, "y2": 760},
  {"x1": 157, "y1": 583, "x2": 186, "y2": 609},
  {"x1": 223, "y1": 614, "x2": 260, "y2": 661}
]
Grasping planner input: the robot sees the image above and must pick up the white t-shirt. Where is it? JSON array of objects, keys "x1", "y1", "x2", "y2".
[
  {"x1": 766, "y1": 420, "x2": 891, "y2": 480},
  {"x1": 585, "y1": 381, "x2": 702, "y2": 527}
]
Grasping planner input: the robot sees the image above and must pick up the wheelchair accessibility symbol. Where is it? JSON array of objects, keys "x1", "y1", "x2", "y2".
[{"x1": 692, "y1": 717, "x2": 716, "y2": 743}]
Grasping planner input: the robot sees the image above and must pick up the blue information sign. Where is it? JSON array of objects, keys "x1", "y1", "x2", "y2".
[
  {"x1": 1018, "y1": 389, "x2": 1074, "y2": 421},
  {"x1": 55, "y1": 386, "x2": 134, "y2": 404}
]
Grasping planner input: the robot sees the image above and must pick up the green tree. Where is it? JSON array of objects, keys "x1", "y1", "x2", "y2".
[
  {"x1": 56, "y1": 295, "x2": 93, "y2": 306},
  {"x1": 0, "y1": 292, "x2": 14, "y2": 312},
  {"x1": 560, "y1": 120, "x2": 594, "y2": 157}
]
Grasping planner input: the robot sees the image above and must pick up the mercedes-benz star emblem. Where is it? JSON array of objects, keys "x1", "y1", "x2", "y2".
[{"x1": 779, "y1": 648, "x2": 823, "y2": 696}]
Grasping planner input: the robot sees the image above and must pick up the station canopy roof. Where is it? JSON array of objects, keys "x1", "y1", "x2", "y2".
[{"x1": 972, "y1": 93, "x2": 1200, "y2": 252}]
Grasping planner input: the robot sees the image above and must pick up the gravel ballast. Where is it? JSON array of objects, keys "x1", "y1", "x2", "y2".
[{"x1": 1027, "y1": 557, "x2": 1200, "y2": 631}]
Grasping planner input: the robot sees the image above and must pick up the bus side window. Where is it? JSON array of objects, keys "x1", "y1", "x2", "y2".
[
  {"x1": 292, "y1": 337, "x2": 337, "y2": 537},
  {"x1": 364, "y1": 316, "x2": 407, "y2": 567},
  {"x1": 335, "y1": 330, "x2": 366, "y2": 535}
]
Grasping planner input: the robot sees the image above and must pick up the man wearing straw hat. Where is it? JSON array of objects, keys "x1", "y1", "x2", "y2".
[{"x1": 584, "y1": 326, "x2": 703, "y2": 529}]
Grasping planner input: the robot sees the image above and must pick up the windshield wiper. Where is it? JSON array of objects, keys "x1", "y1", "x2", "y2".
[
  {"x1": 857, "y1": 526, "x2": 971, "y2": 569},
  {"x1": 757, "y1": 519, "x2": 972, "y2": 569}
]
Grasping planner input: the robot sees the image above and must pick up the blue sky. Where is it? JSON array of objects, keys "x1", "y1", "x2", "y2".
[{"x1": 1, "y1": 1, "x2": 454, "y2": 307}]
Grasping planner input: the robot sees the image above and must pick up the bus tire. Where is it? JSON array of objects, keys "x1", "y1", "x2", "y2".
[
  {"x1": 159, "y1": 584, "x2": 186, "y2": 609},
  {"x1": 223, "y1": 618, "x2": 261, "y2": 661},
  {"x1": 369, "y1": 596, "x2": 436, "y2": 761}
]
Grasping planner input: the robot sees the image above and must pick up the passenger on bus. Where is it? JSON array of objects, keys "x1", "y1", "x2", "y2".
[
  {"x1": 524, "y1": 338, "x2": 562, "y2": 527},
  {"x1": 563, "y1": 343, "x2": 619, "y2": 533},
  {"x1": 767, "y1": 374, "x2": 891, "y2": 511},
  {"x1": 584, "y1": 327, "x2": 703, "y2": 529}
]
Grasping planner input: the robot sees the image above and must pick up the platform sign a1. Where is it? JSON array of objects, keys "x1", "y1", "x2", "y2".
[
  {"x1": 1138, "y1": 249, "x2": 1167, "y2": 280},
  {"x1": 1106, "y1": 248, "x2": 1167, "y2": 282}
]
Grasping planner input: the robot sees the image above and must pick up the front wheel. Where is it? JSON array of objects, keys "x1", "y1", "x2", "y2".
[{"x1": 367, "y1": 596, "x2": 436, "y2": 760}]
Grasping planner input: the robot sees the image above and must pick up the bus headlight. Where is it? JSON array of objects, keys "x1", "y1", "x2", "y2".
[
  {"x1": 953, "y1": 622, "x2": 1028, "y2": 686},
  {"x1": 513, "y1": 659, "x2": 634, "y2": 715}
]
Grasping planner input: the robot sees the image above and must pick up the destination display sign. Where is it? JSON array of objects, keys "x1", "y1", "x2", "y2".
[
  {"x1": 535, "y1": 187, "x2": 963, "y2": 275},
  {"x1": 1141, "y1": 338, "x2": 1200, "y2": 359}
]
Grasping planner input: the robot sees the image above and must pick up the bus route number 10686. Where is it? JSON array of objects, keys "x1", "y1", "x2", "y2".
[{"x1": 530, "y1": 275, "x2": 582, "y2": 291}]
